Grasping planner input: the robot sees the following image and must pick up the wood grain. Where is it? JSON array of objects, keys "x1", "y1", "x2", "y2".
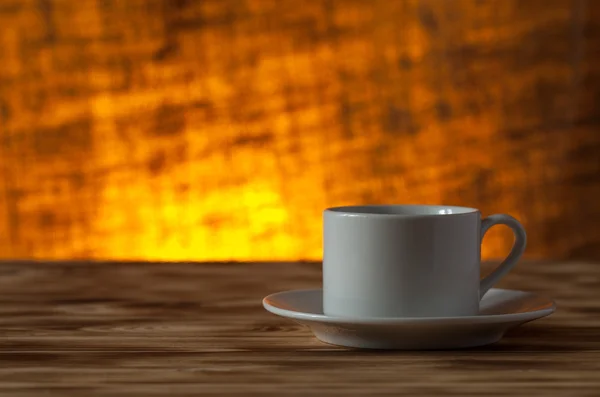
[
  {"x1": 0, "y1": 260, "x2": 598, "y2": 396},
  {"x1": 1, "y1": 0, "x2": 600, "y2": 262}
]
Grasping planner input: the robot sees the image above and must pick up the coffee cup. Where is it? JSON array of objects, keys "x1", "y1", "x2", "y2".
[{"x1": 323, "y1": 205, "x2": 526, "y2": 318}]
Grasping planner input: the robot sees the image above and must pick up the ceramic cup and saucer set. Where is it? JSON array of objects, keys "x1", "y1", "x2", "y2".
[{"x1": 263, "y1": 205, "x2": 556, "y2": 349}]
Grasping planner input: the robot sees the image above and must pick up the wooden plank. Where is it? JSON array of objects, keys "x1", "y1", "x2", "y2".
[
  {"x1": 0, "y1": 260, "x2": 597, "y2": 395},
  {"x1": 0, "y1": 0, "x2": 599, "y2": 261}
]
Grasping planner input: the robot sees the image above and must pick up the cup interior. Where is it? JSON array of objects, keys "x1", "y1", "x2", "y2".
[{"x1": 326, "y1": 204, "x2": 478, "y2": 216}]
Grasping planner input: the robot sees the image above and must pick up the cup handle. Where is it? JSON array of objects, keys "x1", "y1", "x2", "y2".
[{"x1": 479, "y1": 214, "x2": 527, "y2": 298}]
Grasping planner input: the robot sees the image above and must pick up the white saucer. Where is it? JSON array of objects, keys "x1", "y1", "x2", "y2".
[{"x1": 262, "y1": 288, "x2": 556, "y2": 350}]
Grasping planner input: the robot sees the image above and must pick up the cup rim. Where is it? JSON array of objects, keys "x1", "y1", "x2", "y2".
[{"x1": 324, "y1": 204, "x2": 480, "y2": 218}]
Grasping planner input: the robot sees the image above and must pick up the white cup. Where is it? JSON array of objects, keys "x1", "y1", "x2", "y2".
[{"x1": 323, "y1": 205, "x2": 526, "y2": 318}]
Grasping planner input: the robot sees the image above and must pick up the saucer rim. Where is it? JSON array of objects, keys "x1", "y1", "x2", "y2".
[{"x1": 262, "y1": 288, "x2": 556, "y2": 325}]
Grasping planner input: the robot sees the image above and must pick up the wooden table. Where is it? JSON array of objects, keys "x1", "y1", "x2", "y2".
[{"x1": 0, "y1": 260, "x2": 598, "y2": 396}]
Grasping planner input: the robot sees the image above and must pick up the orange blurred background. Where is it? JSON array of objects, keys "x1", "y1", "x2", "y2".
[{"x1": 0, "y1": 0, "x2": 599, "y2": 261}]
